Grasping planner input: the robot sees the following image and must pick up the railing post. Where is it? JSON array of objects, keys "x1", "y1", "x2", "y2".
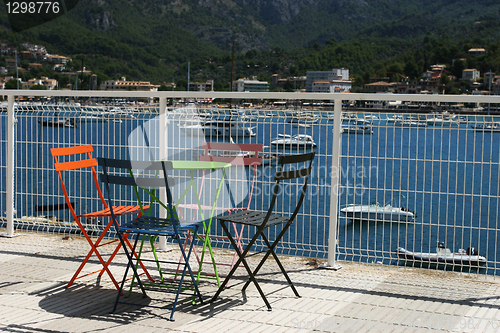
[
  {"x1": 157, "y1": 96, "x2": 168, "y2": 251},
  {"x1": 323, "y1": 98, "x2": 342, "y2": 269},
  {"x1": 2, "y1": 95, "x2": 17, "y2": 238}
]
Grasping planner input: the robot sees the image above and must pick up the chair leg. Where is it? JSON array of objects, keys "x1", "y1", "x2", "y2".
[
  {"x1": 171, "y1": 226, "x2": 204, "y2": 321},
  {"x1": 229, "y1": 223, "x2": 245, "y2": 270},
  {"x1": 211, "y1": 221, "x2": 272, "y2": 310},
  {"x1": 66, "y1": 223, "x2": 121, "y2": 291},
  {"x1": 112, "y1": 232, "x2": 147, "y2": 313},
  {"x1": 196, "y1": 220, "x2": 221, "y2": 286},
  {"x1": 242, "y1": 229, "x2": 300, "y2": 298}
]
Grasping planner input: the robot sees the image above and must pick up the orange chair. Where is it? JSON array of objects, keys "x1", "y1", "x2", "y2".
[
  {"x1": 177, "y1": 142, "x2": 262, "y2": 283},
  {"x1": 51, "y1": 145, "x2": 153, "y2": 290}
]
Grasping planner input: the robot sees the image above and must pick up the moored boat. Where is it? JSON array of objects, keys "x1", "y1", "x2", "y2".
[
  {"x1": 341, "y1": 202, "x2": 415, "y2": 222},
  {"x1": 396, "y1": 242, "x2": 487, "y2": 267},
  {"x1": 271, "y1": 134, "x2": 317, "y2": 149},
  {"x1": 39, "y1": 118, "x2": 77, "y2": 128},
  {"x1": 342, "y1": 125, "x2": 373, "y2": 134}
]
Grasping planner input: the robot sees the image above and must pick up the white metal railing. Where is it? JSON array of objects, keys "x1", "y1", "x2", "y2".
[{"x1": 1, "y1": 90, "x2": 500, "y2": 277}]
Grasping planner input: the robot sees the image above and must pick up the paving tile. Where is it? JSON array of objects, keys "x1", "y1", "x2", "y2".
[{"x1": 2, "y1": 233, "x2": 500, "y2": 333}]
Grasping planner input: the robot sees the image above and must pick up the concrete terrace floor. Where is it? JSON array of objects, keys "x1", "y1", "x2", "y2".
[{"x1": 1, "y1": 231, "x2": 500, "y2": 332}]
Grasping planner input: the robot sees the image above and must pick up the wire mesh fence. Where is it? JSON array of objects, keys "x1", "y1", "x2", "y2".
[{"x1": 1, "y1": 101, "x2": 499, "y2": 277}]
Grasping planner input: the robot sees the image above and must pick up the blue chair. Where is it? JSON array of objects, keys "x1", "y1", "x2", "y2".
[{"x1": 98, "y1": 158, "x2": 204, "y2": 321}]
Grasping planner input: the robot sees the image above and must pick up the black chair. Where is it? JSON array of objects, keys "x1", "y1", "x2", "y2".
[
  {"x1": 98, "y1": 158, "x2": 204, "y2": 321},
  {"x1": 210, "y1": 152, "x2": 315, "y2": 310}
]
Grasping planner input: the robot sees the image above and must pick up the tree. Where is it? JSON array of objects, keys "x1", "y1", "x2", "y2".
[
  {"x1": 4, "y1": 79, "x2": 20, "y2": 89},
  {"x1": 30, "y1": 84, "x2": 47, "y2": 90},
  {"x1": 404, "y1": 60, "x2": 420, "y2": 79},
  {"x1": 440, "y1": 73, "x2": 450, "y2": 85}
]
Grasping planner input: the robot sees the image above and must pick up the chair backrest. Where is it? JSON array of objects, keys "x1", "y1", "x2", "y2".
[
  {"x1": 50, "y1": 144, "x2": 105, "y2": 224},
  {"x1": 199, "y1": 142, "x2": 262, "y2": 166},
  {"x1": 263, "y1": 152, "x2": 315, "y2": 227},
  {"x1": 199, "y1": 142, "x2": 263, "y2": 210},
  {"x1": 97, "y1": 158, "x2": 176, "y2": 219}
]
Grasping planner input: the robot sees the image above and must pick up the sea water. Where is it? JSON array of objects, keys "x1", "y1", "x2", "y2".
[{"x1": 3, "y1": 109, "x2": 499, "y2": 275}]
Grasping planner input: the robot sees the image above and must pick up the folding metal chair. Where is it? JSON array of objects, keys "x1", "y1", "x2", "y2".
[
  {"x1": 98, "y1": 158, "x2": 204, "y2": 321},
  {"x1": 51, "y1": 145, "x2": 153, "y2": 291},
  {"x1": 176, "y1": 142, "x2": 262, "y2": 283},
  {"x1": 211, "y1": 152, "x2": 315, "y2": 310}
]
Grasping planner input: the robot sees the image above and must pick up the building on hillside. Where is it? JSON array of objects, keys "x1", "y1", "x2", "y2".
[
  {"x1": 394, "y1": 80, "x2": 445, "y2": 94},
  {"x1": 363, "y1": 81, "x2": 395, "y2": 93},
  {"x1": 5, "y1": 58, "x2": 17, "y2": 72},
  {"x1": 24, "y1": 76, "x2": 57, "y2": 90},
  {"x1": 312, "y1": 79, "x2": 352, "y2": 93},
  {"x1": 52, "y1": 64, "x2": 65, "y2": 71},
  {"x1": 44, "y1": 54, "x2": 71, "y2": 64},
  {"x1": 161, "y1": 82, "x2": 176, "y2": 90},
  {"x1": 305, "y1": 68, "x2": 351, "y2": 92},
  {"x1": 484, "y1": 73, "x2": 500, "y2": 95},
  {"x1": 271, "y1": 75, "x2": 307, "y2": 90},
  {"x1": 462, "y1": 69, "x2": 480, "y2": 82},
  {"x1": 19, "y1": 50, "x2": 32, "y2": 60},
  {"x1": 188, "y1": 80, "x2": 214, "y2": 92},
  {"x1": 100, "y1": 77, "x2": 160, "y2": 102},
  {"x1": 90, "y1": 74, "x2": 98, "y2": 91},
  {"x1": 232, "y1": 77, "x2": 269, "y2": 92},
  {"x1": 468, "y1": 48, "x2": 486, "y2": 56}
]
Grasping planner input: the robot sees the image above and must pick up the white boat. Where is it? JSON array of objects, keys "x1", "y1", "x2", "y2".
[
  {"x1": 177, "y1": 119, "x2": 206, "y2": 136},
  {"x1": 342, "y1": 125, "x2": 373, "y2": 134},
  {"x1": 105, "y1": 109, "x2": 137, "y2": 121},
  {"x1": 396, "y1": 242, "x2": 487, "y2": 266},
  {"x1": 394, "y1": 120, "x2": 427, "y2": 127},
  {"x1": 39, "y1": 118, "x2": 77, "y2": 128},
  {"x1": 342, "y1": 115, "x2": 371, "y2": 125},
  {"x1": 471, "y1": 122, "x2": 500, "y2": 132},
  {"x1": 271, "y1": 134, "x2": 316, "y2": 149},
  {"x1": 202, "y1": 120, "x2": 256, "y2": 138},
  {"x1": 79, "y1": 112, "x2": 108, "y2": 122},
  {"x1": 287, "y1": 112, "x2": 319, "y2": 124},
  {"x1": 387, "y1": 114, "x2": 404, "y2": 123},
  {"x1": 179, "y1": 120, "x2": 255, "y2": 138},
  {"x1": 426, "y1": 114, "x2": 459, "y2": 126},
  {"x1": 340, "y1": 202, "x2": 415, "y2": 222}
]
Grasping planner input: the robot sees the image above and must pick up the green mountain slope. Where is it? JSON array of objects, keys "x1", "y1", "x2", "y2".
[{"x1": 1, "y1": 0, "x2": 500, "y2": 88}]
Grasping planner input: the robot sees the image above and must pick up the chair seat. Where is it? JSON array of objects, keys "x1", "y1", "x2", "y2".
[
  {"x1": 178, "y1": 203, "x2": 247, "y2": 213},
  {"x1": 217, "y1": 210, "x2": 289, "y2": 228},
  {"x1": 119, "y1": 216, "x2": 203, "y2": 236},
  {"x1": 78, "y1": 205, "x2": 150, "y2": 218}
]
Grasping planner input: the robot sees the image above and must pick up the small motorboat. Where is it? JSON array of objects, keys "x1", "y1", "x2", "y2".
[
  {"x1": 39, "y1": 118, "x2": 77, "y2": 128},
  {"x1": 340, "y1": 202, "x2": 415, "y2": 222},
  {"x1": 394, "y1": 120, "x2": 427, "y2": 127},
  {"x1": 396, "y1": 242, "x2": 487, "y2": 267},
  {"x1": 271, "y1": 134, "x2": 317, "y2": 149},
  {"x1": 203, "y1": 120, "x2": 256, "y2": 138},
  {"x1": 342, "y1": 125, "x2": 373, "y2": 134},
  {"x1": 287, "y1": 112, "x2": 319, "y2": 124},
  {"x1": 471, "y1": 122, "x2": 500, "y2": 132}
]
